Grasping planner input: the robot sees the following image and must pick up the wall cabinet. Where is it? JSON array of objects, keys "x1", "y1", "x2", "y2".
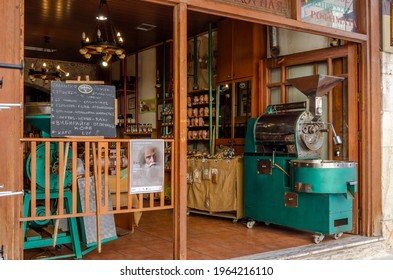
[
  {"x1": 216, "y1": 19, "x2": 265, "y2": 83},
  {"x1": 215, "y1": 79, "x2": 252, "y2": 155},
  {"x1": 215, "y1": 19, "x2": 265, "y2": 155}
]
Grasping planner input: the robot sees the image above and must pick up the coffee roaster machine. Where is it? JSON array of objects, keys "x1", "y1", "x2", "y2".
[
  {"x1": 243, "y1": 75, "x2": 357, "y2": 243},
  {"x1": 23, "y1": 102, "x2": 83, "y2": 259}
]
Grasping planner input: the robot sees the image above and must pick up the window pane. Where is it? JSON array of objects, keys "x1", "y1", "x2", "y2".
[
  {"x1": 270, "y1": 68, "x2": 281, "y2": 84},
  {"x1": 270, "y1": 87, "x2": 281, "y2": 105}
]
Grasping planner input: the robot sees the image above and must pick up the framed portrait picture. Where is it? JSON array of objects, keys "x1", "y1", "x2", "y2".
[
  {"x1": 139, "y1": 98, "x2": 157, "y2": 113},
  {"x1": 127, "y1": 94, "x2": 135, "y2": 109},
  {"x1": 127, "y1": 94, "x2": 136, "y2": 116},
  {"x1": 129, "y1": 139, "x2": 164, "y2": 194},
  {"x1": 157, "y1": 104, "x2": 163, "y2": 120}
]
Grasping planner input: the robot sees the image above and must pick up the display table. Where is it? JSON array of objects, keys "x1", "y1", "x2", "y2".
[{"x1": 187, "y1": 156, "x2": 244, "y2": 222}]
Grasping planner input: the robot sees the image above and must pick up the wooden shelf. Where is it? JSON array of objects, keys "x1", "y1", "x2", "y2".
[{"x1": 187, "y1": 89, "x2": 215, "y2": 95}]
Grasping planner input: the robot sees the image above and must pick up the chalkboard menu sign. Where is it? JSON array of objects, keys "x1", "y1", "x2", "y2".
[{"x1": 50, "y1": 81, "x2": 116, "y2": 137}]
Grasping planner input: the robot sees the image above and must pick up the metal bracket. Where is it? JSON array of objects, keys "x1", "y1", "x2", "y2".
[
  {"x1": 257, "y1": 159, "x2": 272, "y2": 175},
  {"x1": 0, "y1": 245, "x2": 4, "y2": 260},
  {"x1": 0, "y1": 191, "x2": 24, "y2": 197},
  {"x1": 0, "y1": 60, "x2": 24, "y2": 73},
  {"x1": 0, "y1": 103, "x2": 22, "y2": 112}
]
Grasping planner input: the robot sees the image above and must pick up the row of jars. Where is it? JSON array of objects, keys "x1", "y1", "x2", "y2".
[
  {"x1": 188, "y1": 129, "x2": 209, "y2": 140},
  {"x1": 188, "y1": 117, "x2": 206, "y2": 127},
  {"x1": 187, "y1": 107, "x2": 216, "y2": 118},
  {"x1": 126, "y1": 123, "x2": 153, "y2": 133},
  {"x1": 187, "y1": 94, "x2": 210, "y2": 106}
]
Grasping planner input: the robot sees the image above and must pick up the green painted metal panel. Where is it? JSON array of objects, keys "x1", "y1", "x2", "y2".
[{"x1": 244, "y1": 155, "x2": 356, "y2": 235}]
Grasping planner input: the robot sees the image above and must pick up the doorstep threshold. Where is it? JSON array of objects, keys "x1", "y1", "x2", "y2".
[{"x1": 231, "y1": 235, "x2": 385, "y2": 260}]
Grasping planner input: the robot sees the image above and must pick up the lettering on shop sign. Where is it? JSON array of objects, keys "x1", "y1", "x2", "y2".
[
  {"x1": 301, "y1": 0, "x2": 359, "y2": 32},
  {"x1": 214, "y1": 0, "x2": 291, "y2": 18},
  {"x1": 50, "y1": 81, "x2": 116, "y2": 137}
]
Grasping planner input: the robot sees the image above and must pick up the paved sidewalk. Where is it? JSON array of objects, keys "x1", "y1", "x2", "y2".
[{"x1": 233, "y1": 235, "x2": 393, "y2": 260}]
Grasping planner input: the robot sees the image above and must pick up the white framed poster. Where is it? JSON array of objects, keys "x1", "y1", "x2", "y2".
[{"x1": 129, "y1": 139, "x2": 164, "y2": 194}]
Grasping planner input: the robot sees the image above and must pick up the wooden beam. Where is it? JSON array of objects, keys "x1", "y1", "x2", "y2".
[
  {"x1": 173, "y1": 2, "x2": 188, "y2": 260},
  {"x1": 0, "y1": 0, "x2": 24, "y2": 260},
  {"x1": 362, "y1": 0, "x2": 382, "y2": 236}
]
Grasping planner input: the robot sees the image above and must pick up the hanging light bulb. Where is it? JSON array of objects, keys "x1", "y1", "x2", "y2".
[{"x1": 101, "y1": 54, "x2": 112, "y2": 67}]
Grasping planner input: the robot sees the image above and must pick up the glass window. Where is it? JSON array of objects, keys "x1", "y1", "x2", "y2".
[
  {"x1": 217, "y1": 83, "x2": 232, "y2": 139},
  {"x1": 300, "y1": 0, "x2": 361, "y2": 33}
]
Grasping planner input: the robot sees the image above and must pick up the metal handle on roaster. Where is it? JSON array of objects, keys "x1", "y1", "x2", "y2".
[{"x1": 330, "y1": 123, "x2": 342, "y2": 145}]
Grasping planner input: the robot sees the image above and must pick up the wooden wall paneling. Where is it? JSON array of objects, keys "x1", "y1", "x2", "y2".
[
  {"x1": 346, "y1": 43, "x2": 360, "y2": 234},
  {"x1": 251, "y1": 24, "x2": 266, "y2": 117},
  {"x1": 216, "y1": 18, "x2": 233, "y2": 83},
  {"x1": 232, "y1": 20, "x2": 253, "y2": 80},
  {"x1": 357, "y1": 0, "x2": 382, "y2": 237},
  {"x1": 0, "y1": 0, "x2": 24, "y2": 260}
]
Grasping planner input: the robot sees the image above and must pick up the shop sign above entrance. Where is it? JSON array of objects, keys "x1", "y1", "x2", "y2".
[
  {"x1": 301, "y1": 0, "x2": 359, "y2": 32},
  {"x1": 214, "y1": 0, "x2": 291, "y2": 18}
]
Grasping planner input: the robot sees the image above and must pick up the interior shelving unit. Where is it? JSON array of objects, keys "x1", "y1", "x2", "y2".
[
  {"x1": 158, "y1": 42, "x2": 173, "y2": 173},
  {"x1": 187, "y1": 89, "x2": 215, "y2": 155},
  {"x1": 115, "y1": 54, "x2": 139, "y2": 138},
  {"x1": 186, "y1": 25, "x2": 215, "y2": 155}
]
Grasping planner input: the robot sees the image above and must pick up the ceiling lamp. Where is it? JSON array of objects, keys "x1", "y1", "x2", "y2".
[
  {"x1": 80, "y1": 0, "x2": 125, "y2": 67},
  {"x1": 28, "y1": 36, "x2": 69, "y2": 84}
]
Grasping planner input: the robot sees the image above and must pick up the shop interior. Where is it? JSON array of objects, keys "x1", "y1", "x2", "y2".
[{"x1": 22, "y1": 0, "x2": 359, "y2": 260}]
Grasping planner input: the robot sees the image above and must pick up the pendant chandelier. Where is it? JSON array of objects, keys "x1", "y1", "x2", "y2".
[
  {"x1": 28, "y1": 36, "x2": 69, "y2": 84},
  {"x1": 79, "y1": 0, "x2": 125, "y2": 67}
]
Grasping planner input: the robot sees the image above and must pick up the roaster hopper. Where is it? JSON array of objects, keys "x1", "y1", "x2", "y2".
[
  {"x1": 243, "y1": 74, "x2": 357, "y2": 243},
  {"x1": 25, "y1": 102, "x2": 73, "y2": 190}
]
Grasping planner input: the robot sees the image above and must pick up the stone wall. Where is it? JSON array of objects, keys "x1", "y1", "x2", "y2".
[{"x1": 381, "y1": 51, "x2": 393, "y2": 246}]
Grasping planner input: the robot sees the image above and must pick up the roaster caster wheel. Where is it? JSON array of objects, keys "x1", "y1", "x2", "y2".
[
  {"x1": 313, "y1": 233, "x2": 325, "y2": 244},
  {"x1": 265, "y1": 222, "x2": 270, "y2": 226},
  {"x1": 232, "y1": 219, "x2": 238, "y2": 224},
  {"x1": 246, "y1": 220, "x2": 255, "y2": 229},
  {"x1": 333, "y1": 232, "x2": 343, "y2": 240}
]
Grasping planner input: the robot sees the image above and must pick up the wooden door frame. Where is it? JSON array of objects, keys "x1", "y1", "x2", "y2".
[
  {"x1": 0, "y1": 0, "x2": 381, "y2": 259},
  {"x1": 0, "y1": 0, "x2": 24, "y2": 260}
]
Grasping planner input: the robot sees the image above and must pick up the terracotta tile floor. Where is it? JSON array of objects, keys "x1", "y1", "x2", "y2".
[{"x1": 24, "y1": 209, "x2": 323, "y2": 260}]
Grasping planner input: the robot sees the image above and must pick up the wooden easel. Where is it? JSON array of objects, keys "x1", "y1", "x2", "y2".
[
  {"x1": 50, "y1": 135, "x2": 106, "y2": 254},
  {"x1": 65, "y1": 75, "x2": 105, "y2": 85}
]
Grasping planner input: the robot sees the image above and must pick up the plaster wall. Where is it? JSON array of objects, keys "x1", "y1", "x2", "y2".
[
  {"x1": 381, "y1": 51, "x2": 393, "y2": 245},
  {"x1": 274, "y1": 28, "x2": 330, "y2": 56},
  {"x1": 138, "y1": 48, "x2": 157, "y2": 128}
]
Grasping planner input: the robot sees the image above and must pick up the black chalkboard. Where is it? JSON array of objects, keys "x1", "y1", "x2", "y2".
[{"x1": 50, "y1": 81, "x2": 116, "y2": 137}]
